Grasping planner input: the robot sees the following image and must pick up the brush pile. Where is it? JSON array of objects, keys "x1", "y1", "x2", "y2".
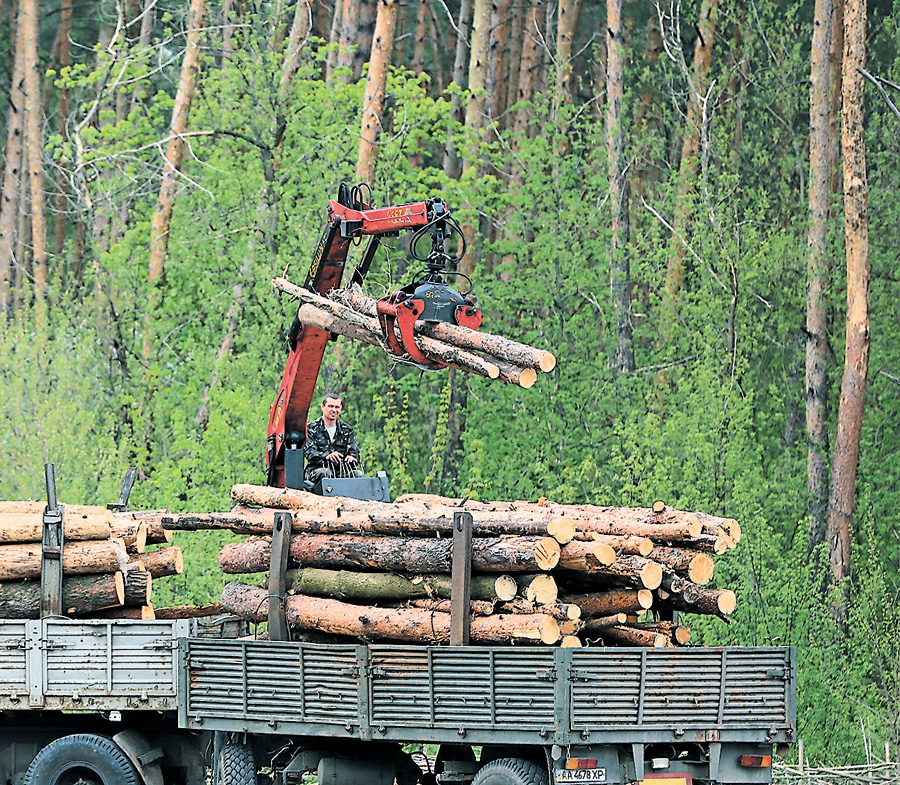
[{"x1": 157, "y1": 484, "x2": 741, "y2": 648}]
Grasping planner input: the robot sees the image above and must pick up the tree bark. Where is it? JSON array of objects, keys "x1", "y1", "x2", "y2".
[
  {"x1": 0, "y1": 539, "x2": 127, "y2": 580},
  {"x1": 281, "y1": 0, "x2": 313, "y2": 89},
  {"x1": 218, "y1": 533, "x2": 560, "y2": 574},
  {"x1": 155, "y1": 603, "x2": 224, "y2": 619},
  {"x1": 123, "y1": 567, "x2": 152, "y2": 605},
  {"x1": 356, "y1": 0, "x2": 399, "y2": 185},
  {"x1": 0, "y1": 512, "x2": 111, "y2": 542},
  {"x1": 53, "y1": 0, "x2": 73, "y2": 262},
  {"x1": 561, "y1": 555, "x2": 663, "y2": 589},
  {"x1": 128, "y1": 546, "x2": 184, "y2": 578},
  {"x1": 595, "y1": 624, "x2": 668, "y2": 648},
  {"x1": 558, "y1": 540, "x2": 617, "y2": 570},
  {"x1": 580, "y1": 613, "x2": 628, "y2": 633},
  {"x1": 20, "y1": 0, "x2": 48, "y2": 318},
  {"x1": 443, "y1": 0, "x2": 472, "y2": 178},
  {"x1": 655, "y1": 586, "x2": 735, "y2": 622},
  {"x1": 563, "y1": 589, "x2": 653, "y2": 617},
  {"x1": 89, "y1": 605, "x2": 156, "y2": 620},
  {"x1": 0, "y1": 571, "x2": 125, "y2": 618},
  {"x1": 143, "y1": 0, "x2": 207, "y2": 362},
  {"x1": 827, "y1": 0, "x2": 869, "y2": 613},
  {"x1": 497, "y1": 598, "x2": 580, "y2": 621},
  {"x1": 647, "y1": 546, "x2": 715, "y2": 585},
  {"x1": 336, "y1": 0, "x2": 360, "y2": 77},
  {"x1": 223, "y1": 582, "x2": 560, "y2": 644},
  {"x1": 586, "y1": 533, "x2": 653, "y2": 556}
]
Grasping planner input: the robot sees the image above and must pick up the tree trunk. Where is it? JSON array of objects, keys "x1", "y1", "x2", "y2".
[
  {"x1": 336, "y1": 0, "x2": 359, "y2": 77},
  {"x1": 143, "y1": 0, "x2": 206, "y2": 362},
  {"x1": 647, "y1": 546, "x2": 715, "y2": 585},
  {"x1": 561, "y1": 555, "x2": 663, "y2": 589},
  {"x1": 52, "y1": 0, "x2": 73, "y2": 263},
  {"x1": 356, "y1": 0, "x2": 399, "y2": 185},
  {"x1": 443, "y1": 0, "x2": 472, "y2": 178},
  {"x1": 558, "y1": 540, "x2": 617, "y2": 570},
  {"x1": 0, "y1": 3, "x2": 26, "y2": 316},
  {"x1": 607, "y1": 0, "x2": 634, "y2": 373},
  {"x1": 580, "y1": 613, "x2": 628, "y2": 633},
  {"x1": 128, "y1": 546, "x2": 184, "y2": 578},
  {"x1": 826, "y1": 0, "x2": 869, "y2": 614},
  {"x1": 218, "y1": 533, "x2": 560, "y2": 574},
  {"x1": 281, "y1": 0, "x2": 313, "y2": 89},
  {"x1": 0, "y1": 539, "x2": 127, "y2": 580},
  {"x1": 400, "y1": 598, "x2": 495, "y2": 616},
  {"x1": 511, "y1": 0, "x2": 541, "y2": 139},
  {"x1": 655, "y1": 586, "x2": 735, "y2": 622},
  {"x1": 222, "y1": 582, "x2": 560, "y2": 644},
  {"x1": 586, "y1": 533, "x2": 653, "y2": 556},
  {"x1": 0, "y1": 512, "x2": 111, "y2": 542},
  {"x1": 20, "y1": 0, "x2": 48, "y2": 319},
  {"x1": 497, "y1": 598, "x2": 580, "y2": 621},
  {"x1": 806, "y1": 0, "x2": 836, "y2": 554},
  {"x1": 595, "y1": 624, "x2": 668, "y2": 648},
  {"x1": 563, "y1": 589, "x2": 653, "y2": 617},
  {"x1": 0, "y1": 571, "x2": 125, "y2": 618},
  {"x1": 555, "y1": 0, "x2": 577, "y2": 115}
]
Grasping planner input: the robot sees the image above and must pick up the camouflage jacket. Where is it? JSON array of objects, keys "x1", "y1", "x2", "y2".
[{"x1": 304, "y1": 417, "x2": 360, "y2": 470}]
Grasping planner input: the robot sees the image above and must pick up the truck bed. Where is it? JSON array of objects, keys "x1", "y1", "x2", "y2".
[{"x1": 180, "y1": 639, "x2": 796, "y2": 747}]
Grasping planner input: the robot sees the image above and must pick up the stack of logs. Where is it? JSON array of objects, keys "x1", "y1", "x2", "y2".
[
  {"x1": 273, "y1": 280, "x2": 557, "y2": 389},
  {"x1": 158, "y1": 484, "x2": 741, "y2": 648},
  {"x1": 0, "y1": 501, "x2": 184, "y2": 620}
]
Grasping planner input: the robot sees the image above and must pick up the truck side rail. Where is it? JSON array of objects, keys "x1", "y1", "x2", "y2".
[
  {"x1": 179, "y1": 640, "x2": 796, "y2": 747},
  {"x1": 0, "y1": 619, "x2": 190, "y2": 711}
]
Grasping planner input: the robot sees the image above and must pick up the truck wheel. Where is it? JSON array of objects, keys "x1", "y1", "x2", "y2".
[
  {"x1": 472, "y1": 758, "x2": 548, "y2": 785},
  {"x1": 23, "y1": 733, "x2": 141, "y2": 785},
  {"x1": 217, "y1": 742, "x2": 256, "y2": 785}
]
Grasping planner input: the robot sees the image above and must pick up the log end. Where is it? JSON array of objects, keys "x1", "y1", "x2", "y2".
[
  {"x1": 494, "y1": 574, "x2": 519, "y2": 602},
  {"x1": 687, "y1": 522, "x2": 703, "y2": 538},
  {"x1": 547, "y1": 516, "x2": 576, "y2": 545},
  {"x1": 718, "y1": 589, "x2": 737, "y2": 615},
  {"x1": 538, "y1": 351, "x2": 557, "y2": 373},
  {"x1": 637, "y1": 589, "x2": 654, "y2": 609},
  {"x1": 538, "y1": 615, "x2": 561, "y2": 645},
  {"x1": 560, "y1": 635, "x2": 582, "y2": 648},
  {"x1": 593, "y1": 542, "x2": 616, "y2": 567},
  {"x1": 524, "y1": 574, "x2": 558, "y2": 605},
  {"x1": 688, "y1": 554, "x2": 715, "y2": 586},
  {"x1": 637, "y1": 537, "x2": 654, "y2": 557},
  {"x1": 674, "y1": 626, "x2": 692, "y2": 645},
  {"x1": 640, "y1": 561, "x2": 663, "y2": 590},
  {"x1": 534, "y1": 537, "x2": 561, "y2": 571},
  {"x1": 518, "y1": 368, "x2": 537, "y2": 388},
  {"x1": 651, "y1": 500, "x2": 667, "y2": 514}
]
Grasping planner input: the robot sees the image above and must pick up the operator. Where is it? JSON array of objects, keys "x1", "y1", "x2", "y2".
[{"x1": 304, "y1": 393, "x2": 364, "y2": 485}]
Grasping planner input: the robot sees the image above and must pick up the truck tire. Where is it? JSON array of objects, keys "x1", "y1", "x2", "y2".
[
  {"x1": 23, "y1": 733, "x2": 141, "y2": 785},
  {"x1": 472, "y1": 758, "x2": 548, "y2": 785},
  {"x1": 217, "y1": 742, "x2": 256, "y2": 785}
]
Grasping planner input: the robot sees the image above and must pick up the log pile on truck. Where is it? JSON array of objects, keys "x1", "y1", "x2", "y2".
[
  {"x1": 0, "y1": 501, "x2": 182, "y2": 619},
  {"x1": 154, "y1": 483, "x2": 742, "y2": 648}
]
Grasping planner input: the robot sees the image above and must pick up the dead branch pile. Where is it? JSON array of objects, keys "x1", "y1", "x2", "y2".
[{"x1": 155, "y1": 484, "x2": 741, "y2": 647}]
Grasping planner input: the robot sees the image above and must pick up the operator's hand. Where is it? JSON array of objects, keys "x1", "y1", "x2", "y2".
[
  {"x1": 326, "y1": 451, "x2": 344, "y2": 463},
  {"x1": 345, "y1": 455, "x2": 358, "y2": 465}
]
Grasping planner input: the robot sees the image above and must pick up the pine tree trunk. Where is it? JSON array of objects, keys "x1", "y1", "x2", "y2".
[
  {"x1": 443, "y1": 0, "x2": 472, "y2": 178},
  {"x1": 53, "y1": 0, "x2": 73, "y2": 262},
  {"x1": 356, "y1": 0, "x2": 399, "y2": 185},
  {"x1": 827, "y1": 0, "x2": 868, "y2": 616}
]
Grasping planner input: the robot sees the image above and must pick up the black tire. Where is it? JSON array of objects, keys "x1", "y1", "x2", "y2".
[
  {"x1": 472, "y1": 758, "x2": 549, "y2": 785},
  {"x1": 217, "y1": 742, "x2": 256, "y2": 785},
  {"x1": 23, "y1": 733, "x2": 141, "y2": 785}
]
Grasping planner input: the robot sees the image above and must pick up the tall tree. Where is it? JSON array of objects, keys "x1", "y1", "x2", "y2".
[
  {"x1": 0, "y1": 4, "x2": 26, "y2": 317},
  {"x1": 20, "y1": 0, "x2": 48, "y2": 319},
  {"x1": 143, "y1": 0, "x2": 206, "y2": 363},
  {"x1": 826, "y1": 0, "x2": 869, "y2": 614},
  {"x1": 356, "y1": 0, "x2": 399, "y2": 186},
  {"x1": 806, "y1": 0, "x2": 837, "y2": 553},
  {"x1": 52, "y1": 0, "x2": 73, "y2": 263},
  {"x1": 607, "y1": 0, "x2": 634, "y2": 373},
  {"x1": 442, "y1": 0, "x2": 472, "y2": 178}
]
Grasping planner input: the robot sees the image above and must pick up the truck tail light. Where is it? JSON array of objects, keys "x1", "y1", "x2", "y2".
[
  {"x1": 565, "y1": 759, "x2": 598, "y2": 770},
  {"x1": 739, "y1": 755, "x2": 772, "y2": 768}
]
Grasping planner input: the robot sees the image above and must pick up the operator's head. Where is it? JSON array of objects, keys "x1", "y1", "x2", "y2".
[{"x1": 321, "y1": 393, "x2": 342, "y2": 425}]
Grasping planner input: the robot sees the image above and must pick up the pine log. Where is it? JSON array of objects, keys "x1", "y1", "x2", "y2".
[
  {"x1": 110, "y1": 522, "x2": 148, "y2": 554},
  {"x1": 286, "y1": 294, "x2": 507, "y2": 382},
  {"x1": 496, "y1": 598, "x2": 580, "y2": 621},
  {"x1": 581, "y1": 613, "x2": 628, "y2": 632},
  {"x1": 587, "y1": 532, "x2": 654, "y2": 556},
  {"x1": 515, "y1": 574, "x2": 558, "y2": 605},
  {"x1": 155, "y1": 603, "x2": 224, "y2": 619},
  {"x1": 401, "y1": 598, "x2": 495, "y2": 616},
  {"x1": 0, "y1": 539, "x2": 127, "y2": 580},
  {"x1": 333, "y1": 284, "x2": 558, "y2": 372},
  {"x1": 575, "y1": 520, "x2": 703, "y2": 542},
  {"x1": 0, "y1": 501, "x2": 108, "y2": 516},
  {"x1": 89, "y1": 604, "x2": 156, "y2": 620},
  {"x1": 560, "y1": 620, "x2": 583, "y2": 636},
  {"x1": 563, "y1": 589, "x2": 653, "y2": 617},
  {"x1": 681, "y1": 533, "x2": 731, "y2": 554},
  {"x1": 128, "y1": 546, "x2": 183, "y2": 578},
  {"x1": 597, "y1": 624, "x2": 669, "y2": 648},
  {"x1": 632, "y1": 620, "x2": 692, "y2": 645},
  {"x1": 564, "y1": 555, "x2": 664, "y2": 589},
  {"x1": 660, "y1": 572, "x2": 688, "y2": 594},
  {"x1": 648, "y1": 546, "x2": 715, "y2": 585},
  {"x1": 655, "y1": 586, "x2": 736, "y2": 622},
  {"x1": 560, "y1": 635, "x2": 582, "y2": 647},
  {"x1": 493, "y1": 574, "x2": 519, "y2": 601},
  {"x1": 285, "y1": 568, "x2": 517, "y2": 602},
  {"x1": 143, "y1": 522, "x2": 173, "y2": 545},
  {"x1": 123, "y1": 569, "x2": 152, "y2": 606},
  {"x1": 219, "y1": 534, "x2": 560, "y2": 575},
  {"x1": 0, "y1": 571, "x2": 125, "y2": 618},
  {"x1": 0, "y1": 512, "x2": 112, "y2": 543},
  {"x1": 222, "y1": 583, "x2": 560, "y2": 644},
  {"x1": 558, "y1": 541, "x2": 617, "y2": 571}
]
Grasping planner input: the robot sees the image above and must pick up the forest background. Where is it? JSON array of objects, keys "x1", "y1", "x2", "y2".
[{"x1": 0, "y1": 0, "x2": 898, "y2": 768}]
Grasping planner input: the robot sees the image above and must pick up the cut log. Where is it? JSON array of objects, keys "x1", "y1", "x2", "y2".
[
  {"x1": 560, "y1": 635, "x2": 582, "y2": 648},
  {"x1": 560, "y1": 620, "x2": 583, "y2": 635},
  {"x1": 575, "y1": 519, "x2": 703, "y2": 542},
  {"x1": 655, "y1": 587, "x2": 736, "y2": 622},
  {"x1": 222, "y1": 582, "x2": 560, "y2": 644},
  {"x1": 0, "y1": 539, "x2": 127, "y2": 580},
  {"x1": 563, "y1": 589, "x2": 653, "y2": 617},
  {"x1": 143, "y1": 522, "x2": 173, "y2": 545},
  {"x1": 123, "y1": 569, "x2": 152, "y2": 606},
  {"x1": 0, "y1": 512, "x2": 111, "y2": 542},
  {"x1": 565, "y1": 555, "x2": 663, "y2": 589},
  {"x1": 219, "y1": 534, "x2": 560, "y2": 575},
  {"x1": 648, "y1": 546, "x2": 715, "y2": 585},
  {"x1": 581, "y1": 613, "x2": 628, "y2": 632},
  {"x1": 155, "y1": 603, "x2": 224, "y2": 619},
  {"x1": 558, "y1": 541, "x2": 617, "y2": 571},
  {"x1": 597, "y1": 624, "x2": 668, "y2": 648},
  {"x1": 128, "y1": 546, "x2": 184, "y2": 578},
  {"x1": 333, "y1": 284, "x2": 557, "y2": 372},
  {"x1": 0, "y1": 571, "x2": 125, "y2": 618},
  {"x1": 496, "y1": 598, "x2": 580, "y2": 621},
  {"x1": 89, "y1": 604, "x2": 156, "y2": 620},
  {"x1": 494, "y1": 574, "x2": 519, "y2": 602},
  {"x1": 632, "y1": 620, "x2": 692, "y2": 645},
  {"x1": 110, "y1": 522, "x2": 148, "y2": 554},
  {"x1": 285, "y1": 568, "x2": 516, "y2": 603},
  {"x1": 0, "y1": 501, "x2": 109, "y2": 516},
  {"x1": 587, "y1": 532, "x2": 654, "y2": 556},
  {"x1": 515, "y1": 574, "x2": 558, "y2": 605},
  {"x1": 401, "y1": 598, "x2": 495, "y2": 616}
]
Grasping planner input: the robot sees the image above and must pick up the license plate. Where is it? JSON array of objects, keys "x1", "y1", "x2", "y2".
[{"x1": 555, "y1": 769, "x2": 607, "y2": 783}]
